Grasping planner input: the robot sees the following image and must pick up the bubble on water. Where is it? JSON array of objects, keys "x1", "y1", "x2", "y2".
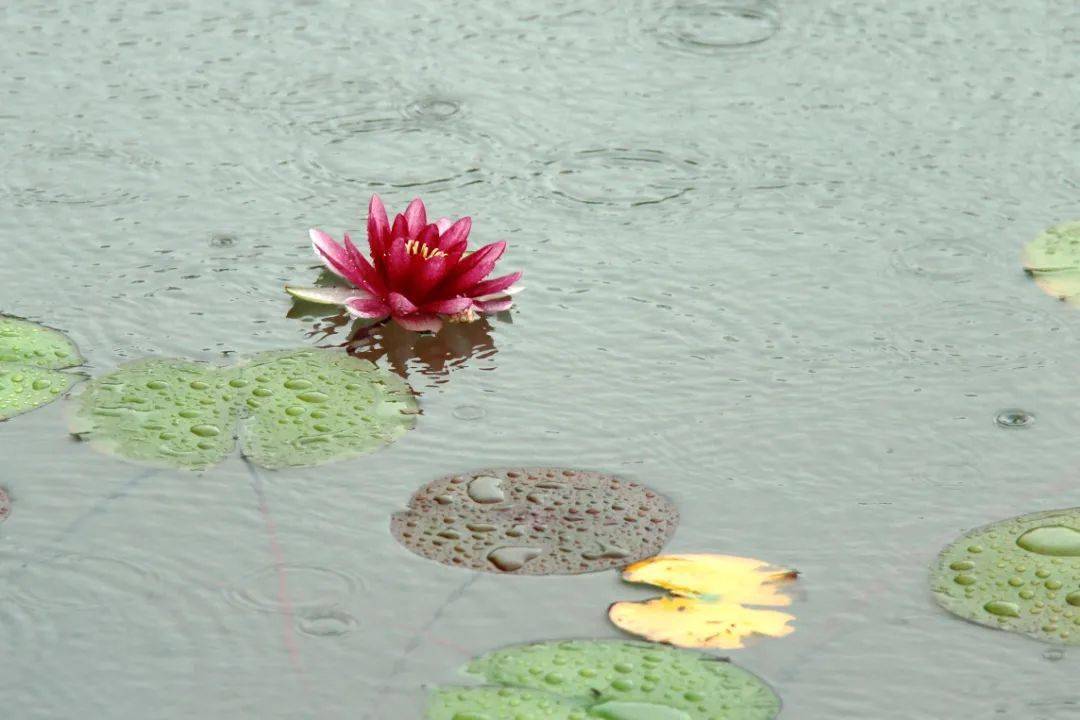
[
  {"x1": 391, "y1": 468, "x2": 679, "y2": 575},
  {"x1": 296, "y1": 608, "x2": 358, "y2": 637},
  {"x1": 209, "y1": 233, "x2": 236, "y2": 247},
  {"x1": 402, "y1": 96, "x2": 462, "y2": 123},
  {"x1": 544, "y1": 148, "x2": 700, "y2": 208},
  {"x1": 452, "y1": 404, "x2": 486, "y2": 421},
  {"x1": 428, "y1": 640, "x2": 780, "y2": 720},
  {"x1": 931, "y1": 507, "x2": 1080, "y2": 644},
  {"x1": 654, "y1": 0, "x2": 781, "y2": 53},
  {"x1": 995, "y1": 409, "x2": 1035, "y2": 429},
  {"x1": 225, "y1": 565, "x2": 356, "y2": 614},
  {"x1": 889, "y1": 238, "x2": 988, "y2": 283}
]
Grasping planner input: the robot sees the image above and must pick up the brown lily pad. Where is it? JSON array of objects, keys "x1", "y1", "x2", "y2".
[{"x1": 390, "y1": 468, "x2": 679, "y2": 575}]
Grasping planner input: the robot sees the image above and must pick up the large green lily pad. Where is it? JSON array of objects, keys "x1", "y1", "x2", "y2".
[
  {"x1": 71, "y1": 349, "x2": 417, "y2": 470},
  {"x1": 931, "y1": 507, "x2": 1080, "y2": 644},
  {"x1": 1022, "y1": 221, "x2": 1080, "y2": 305},
  {"x1": 429, "y1": 640, "x2": 780, "y2": 720},
  {"x1": 0, "y1": 315, "x2": 84, "y2": 421}
]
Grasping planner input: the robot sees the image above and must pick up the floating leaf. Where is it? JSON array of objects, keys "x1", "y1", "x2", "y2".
[
  {"x1": 1022, "y1": 221, "x2": 1080, "y2": 305},
  {"x1": 0, "y1": 315, "x2": 84, "y2": 421},
  {"x1": 428, "y1": 686, "x2": 585, "y2": 720},
  {"x1": 931, "y1": 507, "x2": 1080, "y2": 644},
  {"x1": 391, "y1": 468, "x2": 678, "y2": 575},
  {"x1": 609, "y1": 554, "x2": 797, "y2": 649},
  {"x1": 428, "y1": 639, "x2": 780, "y2": 720},
  {"x1": 71, "y1": 349, "x2": 417, "y2": 470}
]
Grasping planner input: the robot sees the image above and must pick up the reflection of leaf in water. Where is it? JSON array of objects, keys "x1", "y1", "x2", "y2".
[
  {"x1": 609, "y1": 554, "x2": 797, "y2": 649},
  {"x1": 1022, "y1": 221, "x2": 1080, "y2": 306},
  {"x1": 71, "y1": 348, "x2": 417, "y2": 470},
  {"x1": 0, "y1": 315, "x2": 85, "y2": 421}
]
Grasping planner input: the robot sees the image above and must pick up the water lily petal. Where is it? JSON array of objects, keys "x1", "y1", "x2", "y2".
[
  {"x1": 437, "y1": 216, "x2": 471, "y2": 255},
  {"x1": 285, "y1": 285, "x2": 368, "y2": 305},
  {"x1": 409, "y1": 254, "x2": 450, "y2": 301},
  {"x1": 390, "y1": 213, "x2": 410, "y2": 241},
  {"x1": 345, "y1": 297, "x2": 391, "y2": 319},
  {"x1": 367, "y1": 194, "x2": 390, "y2": 258},
  {"x1": 310, "y1": 228, "x2": 352, "y2": 279},
  {"x1": 434, "y1": 217, "x2": 452, "y2": 233},
  {"x1": 474, "y1": 297, "x2": 514, "y2": 313},
  {"x1": 468, "y1": 271, "x2": 522, "y2": 299},
  {"x1": 474, "y1": 284, "x2": 524, "y2": 302},
  {"x1": 421, "y1": 297, "x2": 474, "y2": 314},
  {"x1": 395, "y1": 313, "x2": 443, "y2": 333},
  {"x1": 386, "y1": 236, "x2": 413, "y2": 290},
  {"x1": 343, "y1": 233, "x2": 386, "y2": 295},
  {"x1": 440, "y1": 241, "x2": 507, "y2": 295},
  {"x1": 388, "y1": 291, "x2": 419, "y2": 316},
  {"x1": 404, "y1": 197, "x2": 427, "y2": 236}
]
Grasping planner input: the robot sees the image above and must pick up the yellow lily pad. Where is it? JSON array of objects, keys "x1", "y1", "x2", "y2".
[
  {"x1": 609, "y1": 554, "x2": 797, "y2": 649},
  {"x1": 1022, "y1": 221, "x2": 1080, "y2": 305}
]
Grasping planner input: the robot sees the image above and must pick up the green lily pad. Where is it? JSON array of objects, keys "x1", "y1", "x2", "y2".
[
  {"x1": 429, "y1": 640, "x2": 780, "y2": 720},
  {"x1": 428, "y1": 686, "x2": 587, "y2": 720},
  {"x1": 931, "y1": 507, "x2": 1080, "y2": 644},
  {"x1": 0, "y1": 315, "x2": 84, "y2": 421},
  {"x1": 71, "y1": 349, "x2": 417, "y2": 470},
  {"x1": 1022, "y1": 221, "x2": 1080, "y2": 305}
]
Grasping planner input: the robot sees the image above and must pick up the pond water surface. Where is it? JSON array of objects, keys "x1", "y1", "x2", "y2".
[{"x1": 2, "y1": 1, "x2": 1080, "y2": 718}]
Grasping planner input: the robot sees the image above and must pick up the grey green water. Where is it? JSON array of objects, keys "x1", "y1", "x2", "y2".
[{"x1": 2, "y1": 0, "x2": 1079, "y2": 717}]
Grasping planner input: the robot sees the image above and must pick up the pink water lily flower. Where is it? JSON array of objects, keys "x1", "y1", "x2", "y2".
[{"x1": 286, "y1": 195, "x2": 523, "y2": 333}]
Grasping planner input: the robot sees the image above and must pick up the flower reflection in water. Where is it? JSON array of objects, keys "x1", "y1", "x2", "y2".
[{"x1": 287, "y1": 291, "x2": 504, "y2": 384}]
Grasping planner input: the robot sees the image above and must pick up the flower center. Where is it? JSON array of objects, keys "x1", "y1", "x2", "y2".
[{"x1": 404, "y1": 239, "x2": 447, "y2": 260}]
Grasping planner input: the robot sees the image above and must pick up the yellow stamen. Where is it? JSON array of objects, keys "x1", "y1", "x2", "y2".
[{"x1": 404, "y1": 239, "x2": 447, "y2": 259}]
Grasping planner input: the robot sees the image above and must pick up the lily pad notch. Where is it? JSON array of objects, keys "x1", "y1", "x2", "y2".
[
  {"x1": 71, "y1": 348, "x2": 418, "y2": 470},
  {"x1": 0, "y1": 315, "x2": 85, "y2": 421}
]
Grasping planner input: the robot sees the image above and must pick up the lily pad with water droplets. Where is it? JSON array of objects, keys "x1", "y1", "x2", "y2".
[
  {"x1": 391, "y1": 468, "x2": 678, "y2": 575},
  {"x1": 0, "y1": 315, "x2": 84, "y2": 421},
  {"x1": 428, "y1": 639, "x2": 780, "y2": 720},
  {"x1": 71, "y1": 349, "x2": 417, "y2": 470},
  {"x1": 931, "y1": 507, "x2": 1080, "y2": 644},
  {"x1": 609, "y1": 554, "x2": 797, "y2": 650},
  {"x1": 1022, "y1": 221, "x2": 1080, "y2": 305},
  {"x1": 428, "y1": 686, "x2": 587, "y2": 720}
]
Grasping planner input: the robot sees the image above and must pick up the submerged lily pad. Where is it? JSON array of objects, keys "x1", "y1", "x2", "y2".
[
  {"x1": 609, "y1": 555, "x2": 798, "y2": 649},
  {"x1": 71, "y1": 349, "x2": 417, "y2": 470},
  {"x1": 1022, "y1": 221, "x2": 1080, "y2": 305},
  {"x1": 931, "y1": 507, "x2": 1080, "y2": 644},
  {"x1": 429, "y1": 639, "x2": 780, "y2": 720},
  {"x1": 0, "y1": 315, "x2": 84, "y2": 421},
  {"x1": 390, "y1": 468, "x2": 678, "y2": 575},
  {"x1": 0, "y1": 487, "x2": 10, "y2": 522}
]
